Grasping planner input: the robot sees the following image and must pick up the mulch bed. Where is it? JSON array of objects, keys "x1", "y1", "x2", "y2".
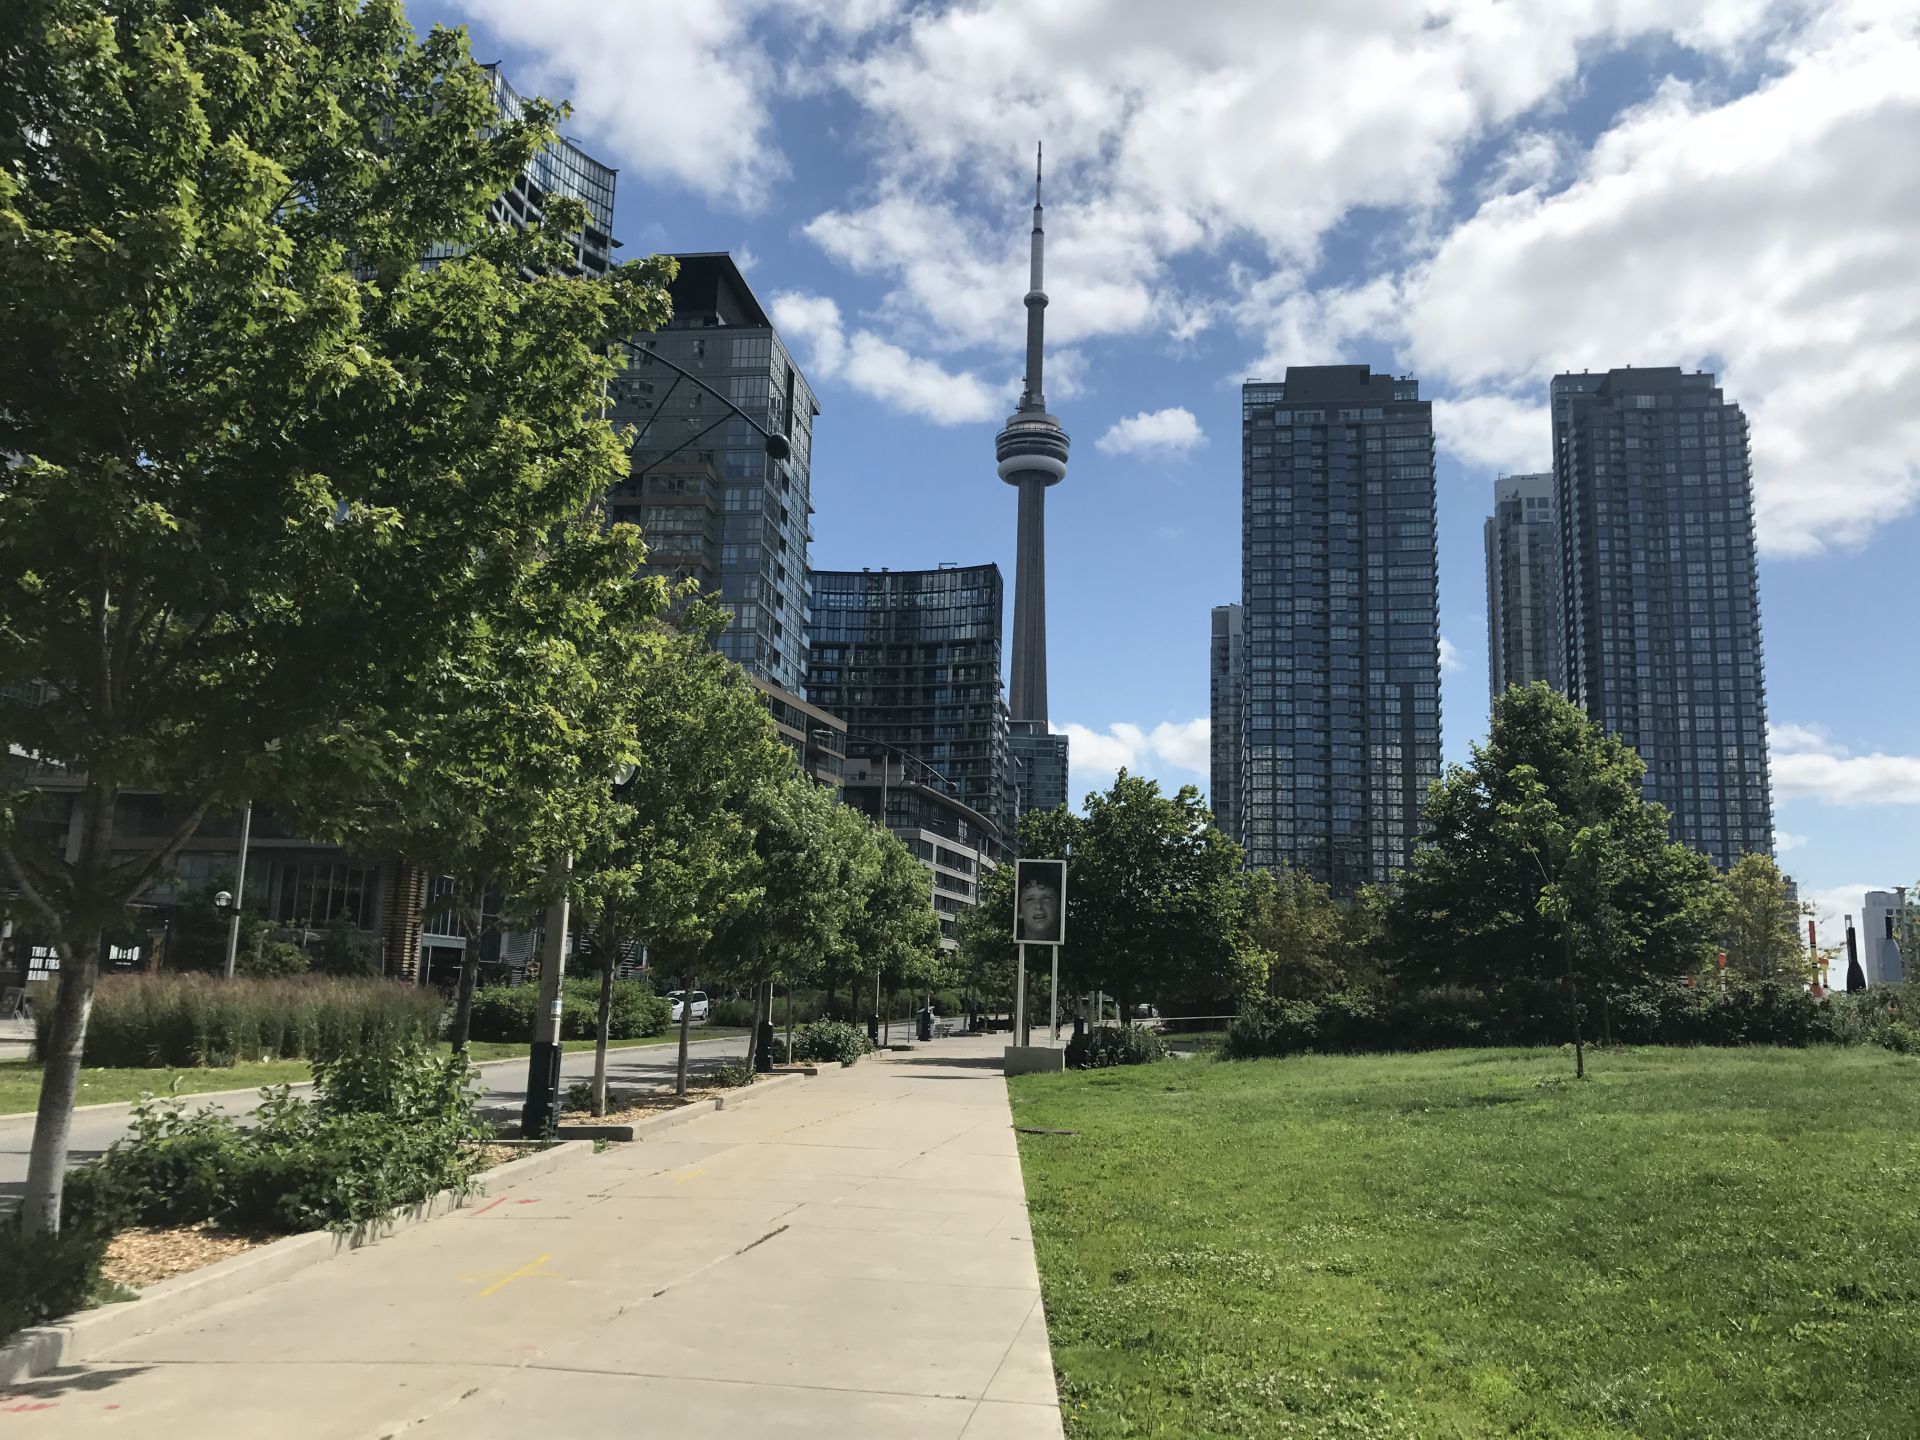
[{"x1": 100, "y1": 1224, "x2": 272, "y2": 1291}]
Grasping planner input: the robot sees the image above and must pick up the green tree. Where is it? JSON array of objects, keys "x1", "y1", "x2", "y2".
[
  {"x1": 320, "y1": 516, "x2": 665, "y2": 1049},
  {"x1": 1717, "y1": 852, "x2": 1810, "y2": 983},
  {"x1": 573, "y1": 622, "x2": 787, "y2": 1110},
  {"x1": 1389, "y1": 684, "x2": 1721, "y2": 1072},
  {"x1": 1248, "y1": 866, "x2": 1340, "y2": 1001},
  {"x1": 1045, "y1": 773, "x2": 1266, "y2": 1022},
  {"x1": 0, "y1": 1, "x2": 671, "y2": 1233}
]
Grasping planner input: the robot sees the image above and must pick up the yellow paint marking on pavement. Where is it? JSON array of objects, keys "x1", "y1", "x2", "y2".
[
  {"x1": 671, "y1": 1167, "x2": 706, "y2": 1185},
  {"x1": 475, "y1": 1253, "x2": 553, "y2": 1298}
]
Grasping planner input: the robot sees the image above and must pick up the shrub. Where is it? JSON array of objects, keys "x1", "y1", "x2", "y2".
[
  {"x1": 35, "y1": 973, "x2": 441, "y2": 1068},
  {"x1": 558, "y1": 979, "x2": 670, "y2": 1041},
  {"x1": 466, "y1": 979, "x2": 669, "y2": 1043},
  {"x1": 790, "y1": 1020, "x2": 874, "y2": 1066},
  {"x1": 705, "y1": 998, "x2": 755, "y2": 1028},
  {"x1": 235, "y1": 940, "x2": 311, "y2": 979},
  {"x1": 708, "y1": 1060, "x2": 755, "y2": 1088},
  {"x1": 0, "y1": 1213, "x2": 110, "y2": 1345},
  {"x1": 67, "y1": 1045, "x2": 490, "y2": 1235},
  {"x1": 1222, "y1": 978, "x2": 1912, "y2": 1061},
  {"x1": 1066, "y1": 1024, "x2": 1170, "y2": 1069}
]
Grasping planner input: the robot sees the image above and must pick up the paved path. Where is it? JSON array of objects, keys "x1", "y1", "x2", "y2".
[
  {"x1": 4, "y1": 1035, "x2": 1065, "y2": 1439},
  {"x1": 0, "y1": 1032, "x2": 752, "y2": 1212}
]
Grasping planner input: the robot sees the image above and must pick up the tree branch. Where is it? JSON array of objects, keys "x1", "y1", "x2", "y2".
[
  {"x1": 0, "y1": 839, "x2": 66, "y2": 933},
  {"x1": 101, "y1": 796, "x2": 215, "y2": 903}
]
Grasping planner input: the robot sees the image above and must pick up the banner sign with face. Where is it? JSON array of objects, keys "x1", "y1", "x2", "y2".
[{"x1": 1013, "y1": 858, "x2": 1067, "y2": 946}]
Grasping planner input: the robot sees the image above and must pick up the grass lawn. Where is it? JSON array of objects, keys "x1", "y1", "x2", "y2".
[
  {"x1": 1011, "y1": 1046, "x2": 1920, "y2": 1439},
  {"x1": 0, "y1": 1031, "x2": 731, "y2": 1115}
]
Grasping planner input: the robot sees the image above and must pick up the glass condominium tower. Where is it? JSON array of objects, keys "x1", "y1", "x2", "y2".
[
  {"x1": 1552, "y1": 367, "x2": 1772, "y2": 867},
  {"x1": 1484, "y1": 472, "x2": 1564, "y2": 700},
  {"x1": 1209, "y1": 604, "x2": 1245, "y2": 841},
  {"x1": 806, "y1": 565, "x2": 1013, "y2": 845},
  {"x1": 1239, "y1": 366, "x2": 1442, "y2": 893},
  {"x1": 607, "y1": 254, "x2": 819, "y2": 694}
]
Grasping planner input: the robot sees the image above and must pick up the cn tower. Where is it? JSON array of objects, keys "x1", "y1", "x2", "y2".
[{"x1": 997, "y1": 145, "x2": 1070, "y2": 727}]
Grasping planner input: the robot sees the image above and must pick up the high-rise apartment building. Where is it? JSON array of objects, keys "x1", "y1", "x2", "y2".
[
  {"x1": 428, "y1": 66, "x2": 618, "y2": 280},
  {"x1": 609, "y1": 254, "x2": 819, "y2": 695},
  {"x1": 807, "y1": 566, "x2": 1012, "y2": 942},
  {"x1": 807, "y1": 565, "x2": 1012, "y2": 841},
  {"x1": 1484, "y1": 472, "x2": 1563, "y2": 701},
  {"x1": 1237, "y1": 366, "x2": 1442, "y2": 893},
  {"x1": 1209, "y1": 605, "x2": 1245, "y2": 841},
  {"x1": 1553, "y1": 367, "x2": 1772, "y2": 867}
]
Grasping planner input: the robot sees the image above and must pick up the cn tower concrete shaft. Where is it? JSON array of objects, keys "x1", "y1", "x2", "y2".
[{"x1": 1009, "y1": 475, "x2": 1050, "y2": 723}]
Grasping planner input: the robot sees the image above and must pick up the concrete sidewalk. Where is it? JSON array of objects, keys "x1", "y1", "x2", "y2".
[{"x1": 4, "y1": 1035, "x2": 1064, "y2": 1439}]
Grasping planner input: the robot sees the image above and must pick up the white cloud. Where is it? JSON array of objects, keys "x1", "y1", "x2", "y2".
[
  {"x1": 769, "y1": 291, "x2": 1010, "y2": 425},
  {"x1": 1055, "y1": 718, "x2": 1211, "y2": 787},
  {"x1": 449, "y1": 0, "x2": 792, "y2": 208},
  {"x1": 1432, "y1": 395, "x2": 1551, "y2": 476},
  {"x1": 1770, "y1": 722, "x2": 1920, "y2": 805},
  {"x1": 1776, "y1": 830, "x2": 1808, "y2": 853},
  {"x1": 468, "y1": 2, "x2": 1920, "y2": 540},
  {"x1": 1095, "y1": 408, "x2": 1206, "y2": 458},
  {"x1": 1281, "y1": 9, "x2": 1920, "y2": 553},
  {"x1": 1438, "y1": 636, "x2": 1464, "y2": 673}
]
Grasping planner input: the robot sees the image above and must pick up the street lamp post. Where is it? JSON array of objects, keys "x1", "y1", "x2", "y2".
[
  {"x1": 520, "y1": 763, "x2": 638, "y2": 1140},
  {"x1": 222, "y1": 802, "x2": 252, "y2": 979}
]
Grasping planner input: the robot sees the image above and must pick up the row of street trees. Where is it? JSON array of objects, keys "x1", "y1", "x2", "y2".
[{"x1": 0, "y1": 5, "x2": 939, "y2": 1233}]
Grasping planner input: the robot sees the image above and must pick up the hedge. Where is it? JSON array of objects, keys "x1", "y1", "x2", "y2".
[
  {"x1": 464, "y1": 979, "x2": 670, "y2": 1043},
  {"x1": 35, "y1": 973, "x2": 444, "y2": 1068},
  {"x1": 1224, "y1": 979, "x2": 1917, "y2": 1060}
]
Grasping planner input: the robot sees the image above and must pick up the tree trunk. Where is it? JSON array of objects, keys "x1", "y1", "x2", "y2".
[
  {"x1": 675, "y1": 970, "x2": 696, "y2": 1097},
  {"x1": 741, "y1": 983, "x2": 756, "y2": 1075},
  {"x1": 1563, "y1": 924, "x2": 1586, "y2": 1079},
  {"x1": 592, "y1": 899, "x2": 618, "y2": 1118},
  {"x1": 21, "y1": 926, "x2": 101, "y2": 1236},
  {"x1": 449, "y1": 910, "x2": 483, "y2": 1052}
]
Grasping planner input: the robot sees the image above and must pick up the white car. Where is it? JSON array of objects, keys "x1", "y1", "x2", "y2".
[{"x1": 668, "y1": 990, "x2": 710, "y2": 1023}]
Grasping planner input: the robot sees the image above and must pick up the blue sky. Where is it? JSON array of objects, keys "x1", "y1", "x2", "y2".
[{"x1": 415, "y1": 0, "x2": 1920, "y2": 944}]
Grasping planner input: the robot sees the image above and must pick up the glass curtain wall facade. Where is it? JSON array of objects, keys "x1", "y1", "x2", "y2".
[
  {"x1": 1240, "y1": 367, "x2": 1442, "y2": 893},
  {"x1": 1210, "y1": 604, "x2": 1245, "y2": 842},
  {"x1": 1553, "y1": 367, "x2": 1773, "y2": 867},
  {"x1": 609, "y1": 255, "x2": 818, "y2": 695},
  {"x1": 1009, "y1": 724, "x2": 1069, "y2": 820},
  {"x1": 1484, "y1": 473, "x2": 1563, "y2": 700},
  {"x1": 807, "y1": 565, "x2": 1011, "y2": 847},
  {"x1": 426, "y1": 66, "x2": 618, "y2": 279}
]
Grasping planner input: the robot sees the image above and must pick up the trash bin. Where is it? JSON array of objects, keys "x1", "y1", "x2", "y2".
[
  {"x1": 917, "y1": 1007, "x2": 933, "y2": 1042},
  {"x1": 867, "y1": 1014, "x2": 880, "y2": 1046}
]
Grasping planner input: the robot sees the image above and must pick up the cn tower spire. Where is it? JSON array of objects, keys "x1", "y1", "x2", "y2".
[{"x1": 997, "y1": 142, "x2": 1070, "y2": 727}]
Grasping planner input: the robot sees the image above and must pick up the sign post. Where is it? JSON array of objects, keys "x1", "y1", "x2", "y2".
[{"x1": 1005, "y1": 859, "x2": 1067, "y2": 1074}]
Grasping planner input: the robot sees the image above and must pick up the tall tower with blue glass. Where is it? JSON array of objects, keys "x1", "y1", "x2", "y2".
[{"x1": 1238, "y1": 366, "x2": 1442, "y2": 893}]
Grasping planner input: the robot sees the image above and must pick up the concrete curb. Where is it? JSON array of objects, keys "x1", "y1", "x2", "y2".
[
  {"x1": 553, "y1": 1068, "x2": 819, "y2": 1142},
  {"x1": 0, "y1": 1140, "x2": 595, "y2": 1387}
]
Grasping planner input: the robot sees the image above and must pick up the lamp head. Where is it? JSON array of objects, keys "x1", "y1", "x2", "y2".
[
  {"x1": 214, "y1": 890, "x2": 233, "y2": 910},
  {"x1": 764, "y1": 432, "x2": 791, "y2": 462}
]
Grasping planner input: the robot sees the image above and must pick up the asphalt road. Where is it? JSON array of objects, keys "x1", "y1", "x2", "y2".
[{"x1": 0, "y1": 1028, "x2": 753, "y2": 1215}]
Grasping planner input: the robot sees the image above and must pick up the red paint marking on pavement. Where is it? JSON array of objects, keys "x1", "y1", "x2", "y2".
[
  {"x1": 514, "y1": 1198, "x2": 538, "y2": 1205},
  {"x1": 3, "y1": 1402, "x2": 57, "y2": 1412},
  {"x1": 470, "y1": 1197, "x2": 507, "y2": 1216}
]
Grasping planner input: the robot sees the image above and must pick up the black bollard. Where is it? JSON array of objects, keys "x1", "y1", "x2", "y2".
[{"x1": 755, "y1": 1018, "x2": 776, "y2": 1072}]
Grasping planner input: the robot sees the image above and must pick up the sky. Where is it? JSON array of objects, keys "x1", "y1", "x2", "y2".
[{"x1": 413, "y1": 0, "x2": 1920, "y2": 946}]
